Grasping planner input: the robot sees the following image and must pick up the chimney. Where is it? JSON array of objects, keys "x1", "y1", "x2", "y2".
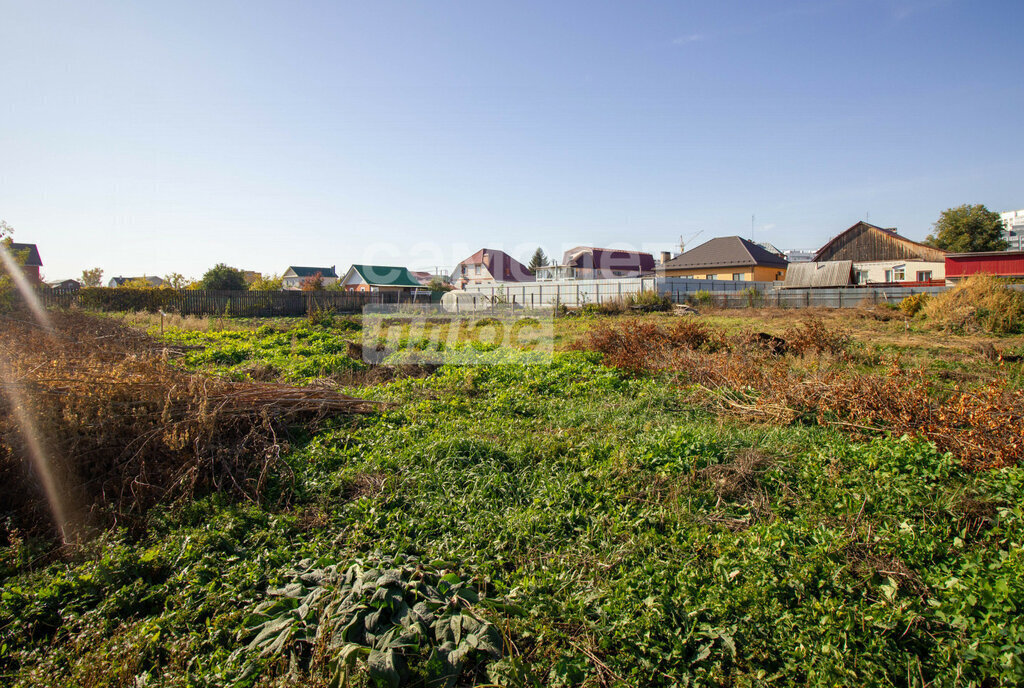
[{"x1": 660, "y1": 251, "x2": 672, "y2": 265}]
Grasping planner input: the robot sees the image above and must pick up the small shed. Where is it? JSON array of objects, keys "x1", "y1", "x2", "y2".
[
  {"x1": 781, "y1": 261, "x2": 853, "y2": 288},
  {"x1": 945, "y1": 251, "x2": 1024, "y2": 281}
]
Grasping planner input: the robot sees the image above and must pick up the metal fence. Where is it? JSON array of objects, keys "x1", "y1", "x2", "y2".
[
  {"x1": 33, "y1": 288, "x2": 433, "y2": 317},
  {"x1": 698, "y1": 286, "x2": 949, "y2": 309},
  {"x1": 458, "y1": 276, "x2": 984, "y2": 310},
  {"x1": 461, "y1": 277, "x2": 776, "y2": 308}
]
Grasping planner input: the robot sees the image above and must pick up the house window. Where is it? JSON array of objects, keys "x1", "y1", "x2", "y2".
[
  {"x1": 893, "y1": 267, "x2": 905, "y2": 281},
  {"x1": 917, "y1": 270, "x2": 932, "y2": 281},
  {"x1": 854, "y1": 270, "x2": 869, "y2": 284},
  {"x1": 474, "y1": 264, "x2": 481, "y2": 275},
  {"x1": 706, "y1": 274, "x2": 717, "y2": 280},
  {"x1": 732, "y1": 273, "x2": 744, "y2": 281}
]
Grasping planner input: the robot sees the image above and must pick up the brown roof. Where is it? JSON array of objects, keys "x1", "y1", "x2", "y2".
[
  {"x1": 456, "y1": 248, "x2": 535, "y2": 282},
  {"x1": 561, "y1": 246, "x2": 656, "y2": 272},
  {"x1": 813, "y1": 222, "x2": 946, "y2": 263},
  {"x1": 663, "y1": 236, "x2": 788, "y2": 270},
  {"x1": 410, "y1": 270, "x2": 434, "y2": 285}
]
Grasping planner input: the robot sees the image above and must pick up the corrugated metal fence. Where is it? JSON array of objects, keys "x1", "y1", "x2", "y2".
[
  {"x1": 706, "y1": 286, "x2": 949, "y2": 309},
  {"x1": 462, "y1": 277, "x2": 775, "y2": 308},
  {"x1": 459, "y1": 277, "x2": 1024, "y2": 309}
]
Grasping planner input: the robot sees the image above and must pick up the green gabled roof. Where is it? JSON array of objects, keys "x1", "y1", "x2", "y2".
[{"x1": 349, "y1": 264, "x2": 422, "y2": 287}]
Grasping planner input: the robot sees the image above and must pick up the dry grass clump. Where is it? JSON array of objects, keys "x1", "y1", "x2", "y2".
[
  {"x1": 581, "y1": 317, "x2": 1024, "y2": 469},
  {"x1": 0, "y1": 311, "x2": 380, "y2": 538},
  {"x1": 898, "y1": 293, "x2": 930, "y2": 317},
  {"x1": 921, "y1": 274, "x2": 1024, "y2": 334}
]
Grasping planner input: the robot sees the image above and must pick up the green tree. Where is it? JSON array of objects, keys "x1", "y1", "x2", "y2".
[
  {"x1": 249, "y1": 273, "x2": 284, "y2": 291},
  {"x1": 121, "y1": 277, "x2": 160, "y2": 289},
  {"x1": 925, "y1": 204, "x2": 1007, "y2": 253},
  {"x1": 200, "y1": 263, "x2": 247, "y2": 290},
  {"x1": 427, "y1": 276, "x2": 452, "y2": 293},
  {"x1": 0, "y1": 221, "x2": 18, "y2": 309},
  {"x1": 163, "y1": 272, "x2": 191, "y2": 289},
  {"x1": 80, "y1": 267, "x2": 104, "y2": 287},
  {"x1": 528, "y1": 247, "x2": 550, "y2": 273}
]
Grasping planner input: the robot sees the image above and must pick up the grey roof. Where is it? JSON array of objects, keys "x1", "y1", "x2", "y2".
[
  {"x1": 286, "y1": 266, "x2": 338, "y2": 278},
  {"x1": 782, "y1": 260, "x2": 854, "y2": 288},
  {"x1": 663, "y1": 236, "x2": 788, "y2": 270},
  {"x1": 9, "y1": 243, "x2": 42, "y2": 266},
  {"x1": 752, "y1": 240, "x2": 784, "y2": 257}
]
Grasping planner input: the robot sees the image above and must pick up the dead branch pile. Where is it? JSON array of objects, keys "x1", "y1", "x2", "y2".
[
  {"x1": 0, "y1": 311, "x2": 381, "y2": 537},
  {"x1": 580, "y1": 319, "x2": 1024, "y2": 470}
]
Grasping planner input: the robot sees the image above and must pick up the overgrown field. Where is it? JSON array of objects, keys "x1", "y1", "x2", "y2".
[{"x1": 2, "y1": 308, "x2": 1023, "y2": 687}]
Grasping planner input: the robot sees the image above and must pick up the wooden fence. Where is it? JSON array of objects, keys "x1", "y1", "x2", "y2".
[{"x1": 33, "y1": 288, "x2": 434, "y2": 317}]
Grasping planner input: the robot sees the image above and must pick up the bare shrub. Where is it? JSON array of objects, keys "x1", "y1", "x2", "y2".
[
  {"x1": 581, "y1": 319, "x2": 1024, "y2": 470},
  {"x1": 0, "y1": 311, "x2": 380, "y2": 537},
  {"x1": 783, "y1": 318, "x2": 851, "y2": 357}
]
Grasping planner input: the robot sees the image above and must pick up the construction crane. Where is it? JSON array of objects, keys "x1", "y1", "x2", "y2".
[{"x1": 679, "y1": 230, "x2": 703, "y2": 255}]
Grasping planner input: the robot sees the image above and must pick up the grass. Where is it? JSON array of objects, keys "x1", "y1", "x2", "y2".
[{"x1": 2, "y1": 308, "x2": 1024, "y2": 686}]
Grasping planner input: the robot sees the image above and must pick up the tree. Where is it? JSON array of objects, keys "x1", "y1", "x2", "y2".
[
  {"x1": 925, "y1": 204, "x2": 1007, "y2": 253},
  {"x1": 163, "y1": 272, "x2": 191, "y2": 289},
  {"x1": 427, "y1": 276, "x2": 453, "y2": 293},
  {"x1": 80, "y1": 267, "x2": 104, "y2": 287},
  {"x1": 122, "y1": 277, "x2": 159, "y2": 289},
  {"x1": 528, "y1": 247, "x2": 550, "y2": 273},
  {"x1": 200, "y1": 263, "x2": 247, "y2": 290},
  {"x1": 249, "y1": 273, "x2": 284, "y2": 291},
  {"x1": 0, "y1": 221, "x2": 18, "y2": 309},
  {"x1": 300, "y1": 272, "x2": 324, "y2": 291}
]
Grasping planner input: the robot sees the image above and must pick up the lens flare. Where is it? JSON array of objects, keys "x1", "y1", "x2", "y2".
[{"x1": 0, "y1": 242, "x2": 71, "y2": 541}]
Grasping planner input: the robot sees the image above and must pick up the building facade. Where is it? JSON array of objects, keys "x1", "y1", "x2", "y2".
[
  {"x1": 946, "y1": 251, "x2": 1024, "y2": 281},
  {"x1": 340, "y1": 264, "x2": 424, "y2": 293},
  {"x1": 282, "y1": 266, "x2": 339, "y2": 290},
  {"x1": 536, "y1": 246, "x2": 655, "y2": 281},
  {"x1": 851, "y1": 260, "x2": 946, "y2": 285},
  {"x1": 451, "y1": 249, "x2": 534, "y2": 287},
  {"x1": 1000, "y1": 210, "x2": 1024, "y2": 251}
]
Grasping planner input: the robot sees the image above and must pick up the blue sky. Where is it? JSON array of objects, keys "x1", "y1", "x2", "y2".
[{"x1": 1, "y1": 0, "x2": 1021, "y2": 280}]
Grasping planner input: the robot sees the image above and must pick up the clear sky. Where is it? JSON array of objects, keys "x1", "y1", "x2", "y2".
[{"x1": 2, "y1": 0, "x2": 1022, "y2": 281}]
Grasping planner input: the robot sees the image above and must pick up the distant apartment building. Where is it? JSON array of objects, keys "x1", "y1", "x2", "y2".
[
  {"x1": 1000, "y1": 209, "x2": 1024, "y2": 251},
  {"x1": 783, "y1": 249, "x2": 815, "y2": 263}
]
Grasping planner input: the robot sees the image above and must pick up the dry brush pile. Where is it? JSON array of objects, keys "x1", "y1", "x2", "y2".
[
  {"x1": 581, "y1": 318, "x2": 1024, "y2": 469},
  {"x1": 0, "y1": 311, "x2": 381, "y2": 539}
]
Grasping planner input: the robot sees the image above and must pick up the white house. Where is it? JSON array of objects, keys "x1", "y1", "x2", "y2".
[{"x1": 281, "y1": 266, "x2": 339, "y2": 290}]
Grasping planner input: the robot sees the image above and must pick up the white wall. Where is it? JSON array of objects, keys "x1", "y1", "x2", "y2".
[{"x1": 853, "y1": 260, "x2": 945, "y2": 283}]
